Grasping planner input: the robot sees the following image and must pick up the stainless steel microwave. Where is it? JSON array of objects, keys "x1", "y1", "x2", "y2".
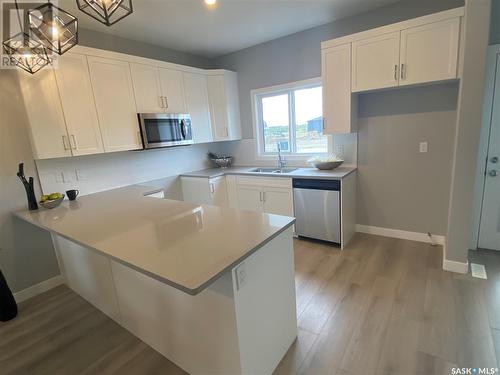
[{"x1": 138, "y1": 113, "x2": 193, "y2": 149}]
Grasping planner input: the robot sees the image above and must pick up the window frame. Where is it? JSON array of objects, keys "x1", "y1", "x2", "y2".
[{"x1": 251, "y1": 77, "x2": 332, "y2": 160}]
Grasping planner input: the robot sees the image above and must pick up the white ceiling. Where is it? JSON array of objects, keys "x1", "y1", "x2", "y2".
[{"x1": 59, "y1": 0, "x2": 400, "y2": 58}]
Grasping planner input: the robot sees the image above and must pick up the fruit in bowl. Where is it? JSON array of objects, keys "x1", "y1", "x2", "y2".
[{"x1": 40, "y1": 192, "x2": 65, "y2": 209}]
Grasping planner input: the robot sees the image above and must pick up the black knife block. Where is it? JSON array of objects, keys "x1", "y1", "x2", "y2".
[
  {"x1": 17, "y1": 163, "x2": 38, "y2": 211},
  {"x1": 0, "y1": 270, "x2": 17, "y2": 322}
]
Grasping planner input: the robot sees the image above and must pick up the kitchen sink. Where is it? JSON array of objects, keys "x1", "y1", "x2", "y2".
[{"x1": 249, "y1": 168, "x2": 297, "y2": 174}]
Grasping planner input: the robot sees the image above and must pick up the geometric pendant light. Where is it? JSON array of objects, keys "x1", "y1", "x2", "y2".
[
  {"x1": 29, "y1": 1, "x2": 78, "y2": 55},
  {"x1": 76, "y1": 0, "x2": 133, "y2": 26},
  {"x1": 2, "y1": 31, "x2": 52, "y2": 74}
]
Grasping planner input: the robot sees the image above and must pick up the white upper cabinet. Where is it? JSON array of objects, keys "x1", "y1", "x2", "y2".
[
  {"x1": 399, "y1": 18, "x2": 460, "y2": 86},
  {"x1": 159, "y1": 68, "x2": 187, "y2": 113},
  {"x1": 207, "y1": 71, "x2": 242, "y2": 141},
  {"x1": 352, "y1": 32, "x2": 401, "y2": 92},
  {"x1": 322, "y1": 43, "x2": 354, "y2": 134},
  {"x1": 54, "y1": 53, "x2": 104, "y2": 156},
  {"x1": 18, "y1": 68, "x2": 72, "y2": 159},
  {"x1": 183, "y1": 72, "x2": 213, "y2": 144},
  {"x1": 130, "y1": 63, "x2": 163, "y2": 113},
  {"x1": 87, "y1": 56, "x2": 142, "y2": 152}
]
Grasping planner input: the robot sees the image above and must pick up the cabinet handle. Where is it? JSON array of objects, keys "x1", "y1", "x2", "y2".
[
  {"x1": 159, "y1": 96, "x2": 164, "y2": 108},
  {"x1": 164, "y1": 97, "x2": 169, "y2": 109},
  {"x1": 259, "y1": 191, "x2": 263, "y2": 202},
  {"x1": 262, "y1": 191, "x2": 266, "y2": 202},
  {"x1": 225, "y1": 127, "x2": 229, "y2": 137},
  {"x1": 210, "y1": 183, "x2": 215, "y2": 194},
  {"x1": 401, "y1": 63, "x2": 406, "y2": 80},
  {"x1": 394, "y1": 65, "x2": 398, "y2": 81},
  {"x1": 62, "y1": 135, "x2": 69, "y2": 150},
  {"x1": 70, "y1": 135, "x2": 77, "y2": 150}
]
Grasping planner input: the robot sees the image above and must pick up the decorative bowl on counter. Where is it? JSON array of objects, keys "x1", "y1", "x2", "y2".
[
  {"x1": 40, "y1": 195, "x2": 65, "y2": 209},
  {"x1": 211, "y1": 157, "x2": 233, "y2": 168},
  {"x1": 308, "y1": 155, "x2": 344, "y2": 170}
]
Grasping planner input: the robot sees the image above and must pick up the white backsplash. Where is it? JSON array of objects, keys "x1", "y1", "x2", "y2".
[{"x1": 36, "y1": 143, "x2": 229, "y2": 196}]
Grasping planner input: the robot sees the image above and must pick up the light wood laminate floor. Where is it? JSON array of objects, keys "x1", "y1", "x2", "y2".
[{"x1": 1, "y1": 233, "x2": 499, "y2": 375}]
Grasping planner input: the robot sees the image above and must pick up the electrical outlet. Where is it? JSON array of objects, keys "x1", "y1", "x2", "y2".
[
  {"x1": 235, "y1": 263, "x2": 247, "y2": 291},
  {"x1": 419, "y1": 142, "x2": 428, "y2": 153},
  {"x1": 335, "y1": 144, "x2": 345, "y2": 157},
  {"x1": 62, "y1": 171, "x2": 72, "y2": 183},
  {"x1": 75, "y1": 169, "x2": 87, "y2": 181}
]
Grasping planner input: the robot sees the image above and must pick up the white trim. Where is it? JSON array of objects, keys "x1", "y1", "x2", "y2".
[
  {"x1": 442, "y1": 258, "x2": 469, "y2": 274},
  {"x1": 471, "y1": 44, "x2": 500, "y2": 250},
  {"x1": 355, "y1": 224, "x2": 445, "y2": 245},
  {"x1": 13, "y1": 275, "x2": 65, "y2": 303},
  {"x1": 251, "y1": 77, "x2": 331, "y2": 159},
  {"x1": 321, "y1": 7, "x2": 465, "y2": 49}
]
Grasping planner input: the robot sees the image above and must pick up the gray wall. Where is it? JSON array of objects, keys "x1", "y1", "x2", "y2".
[
  {"x1": 0, "y1": 70, "x2": 60, "y2": 293},
  {"x1": 491, "y1": 0, "x2": 500, "y2": 44},
  {"x1": 78, "y1": 28, "x2": 215, "y2": 69},
  {"x1": 215, "y1": 0, "x2": 464, "y2": 140},
  {"x1": 357, "y1": 84, "x2": 458, "y2": 234},
  {"x1": 215, "y1": 0, "x2": 464, "y2": 235}
]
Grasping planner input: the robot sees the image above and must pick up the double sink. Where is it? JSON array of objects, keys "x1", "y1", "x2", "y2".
[{"x1": 249, "y1": 168, "x2": 297, "y2": 174}]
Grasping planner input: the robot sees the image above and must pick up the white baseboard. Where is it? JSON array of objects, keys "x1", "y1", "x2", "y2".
[
  {"x1": 13, "y1": 275, "x2": 64, "y2": 303},
  {"x1": 355, "y1": 224, "x2": 445, "y2": 245},
  {"x1": 442, "y1": 258, "x2": 469, "y2": 274}
]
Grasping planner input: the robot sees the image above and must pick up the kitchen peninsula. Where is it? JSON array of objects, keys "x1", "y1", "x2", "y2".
[{"x1": 14, "y1": 182, "x2": 297, "y2": 375}]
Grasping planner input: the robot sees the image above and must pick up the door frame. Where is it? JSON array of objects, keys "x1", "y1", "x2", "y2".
[{"x1": 471, "y1": 44, "x2": 500, "y2": 250}]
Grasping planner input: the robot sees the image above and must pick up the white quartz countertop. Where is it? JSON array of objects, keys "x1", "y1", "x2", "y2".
[
  {"x1": 180, "y1": 166, "x2": 356, "y2": 180},
  {"x1": 14, "y1": 183, "x2": 295, "y2": 295}
]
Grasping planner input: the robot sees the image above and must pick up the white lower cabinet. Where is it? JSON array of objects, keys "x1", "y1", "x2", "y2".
[
  {"x1": 233, "y1": 176, "x2": 294, "y2": 217},
  {"x1": 181, "y1": 176, "x2": 228, "y2": 207}
]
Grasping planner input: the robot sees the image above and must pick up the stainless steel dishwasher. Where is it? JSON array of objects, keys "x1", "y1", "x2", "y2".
[{"x1": 293, "y1": 179, "x2": 340, "y2": 244}]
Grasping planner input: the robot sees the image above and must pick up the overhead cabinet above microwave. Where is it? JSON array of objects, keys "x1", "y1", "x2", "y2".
[
  {"x1": 322, "y1": 7, "x2": 464, "y2": 135},
  {"x1": 18, "y1": 46, "x2": 242, "y2": 160}
]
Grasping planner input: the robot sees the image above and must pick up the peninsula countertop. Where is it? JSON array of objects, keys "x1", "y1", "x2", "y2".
[
  {"x1": 14, "y1": 183, "x2": 295, "y2": 295},
  {"x1": 180, "y1": 166, "x2": 357, "y2": 180}
]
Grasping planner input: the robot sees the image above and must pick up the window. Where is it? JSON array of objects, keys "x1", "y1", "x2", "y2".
[{"x1": 253, "y1": 79, "x2": 329, "y2": 157}]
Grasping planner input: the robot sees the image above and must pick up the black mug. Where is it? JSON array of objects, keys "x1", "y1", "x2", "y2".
[{"x1": 66, "y1": 189, "x2": 79, "y2": 201}]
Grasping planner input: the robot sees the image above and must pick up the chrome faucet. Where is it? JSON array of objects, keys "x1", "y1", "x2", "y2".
[{"x1": 277, "y1": 143, "x2": 286, "y2": 170}]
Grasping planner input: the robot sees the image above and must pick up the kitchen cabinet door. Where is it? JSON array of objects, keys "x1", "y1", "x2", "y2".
[
  {"x1": 209, "y1": 176, "x2": 228, "y2": 207},
  {"x1": 181, "y1": 177, "x2": 211, "y2": 204},
  {"x1": 263, "y1": 187, "x2": 294, "y2": 217},
  {"x1": 55, "y1": 53, "x2": 104, "y2": 156},
  {"x1": 352, "y1": 32, "x2": 400, "y2": 92},
  {"x1": 87, "y1": 56, "x2": 142, "y2": 152},
  {"x1": 158, "y1": 68, "x2": 187, "y2": 113},
  {"x1": 399, "y1": 17, "x2": 460, "y2": 86},
  {"x1": 183, "y1": 72, "x2": 213, "y2": 144},
  {"x1": 207, "y1": 75, "x2": 229, "y2": 141},
  {"x1": 130, "y1": 63, "x2": 164, "y2": 113},
  {"x1": 236, "y1": 185, "x2": 263, "y2": 213},
  {"x1": 18, "y1": 68, "x2": 72, "y2": 159},
  {"x1": 322, "y1": 43, "x2": 355, "y2": 134}
]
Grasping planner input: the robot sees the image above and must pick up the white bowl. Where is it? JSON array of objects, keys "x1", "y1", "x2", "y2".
[{"x1": 311, "y1": 161, "x2": 344, "y2": 170}]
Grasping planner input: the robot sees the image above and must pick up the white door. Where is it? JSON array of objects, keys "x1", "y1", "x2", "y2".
[
  {"x1": 207, "y1": 75, "x2": 229, "y2": 141},
  {"x1": 479, "y1": 53, "x2": 500, "y2": 251},
  {"x1": 351, "y1": 32, "x2": 400, "y2": 92},
  {"x1": 54, "y1": 53, "x2": 104, "y2": 156},
  {"x1": 322, "y1": 44, "x2": 352, "y2": 134},
  {"x1": 130, "y1": 63, "x2": 164, "y2": 113},
  {"x1": 87, "y1": 56, "x2": 142, "y2": 152},
  {"x1": 158, "y1": 68, "x2": 187, "y2": 113},
  {"x1": 399, "y1": 18, "x2": 460, "y2": 86},
  {"x1": 183, "y1": 72, "x2": 213, "y2": 143},
  {"x1": 262, "y1": 187, "x2": 294, "y2": 217},
  {"x1": 236, "y1": 185, "x2": 263, "y2": 213},
  {"x1": 18, "y1": 68, "x2": 72, "y2": 159},
  {"x1": 210, "y1": 177, "x2": 228, "y2": 207}
]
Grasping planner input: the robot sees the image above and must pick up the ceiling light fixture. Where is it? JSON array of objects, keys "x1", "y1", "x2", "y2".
[
  {"x1": 205, "y1": 0, "x2": 217, "y2": 6},
  {"x1": 29, "y1": 1, "x2": 78, "y2": 55},
  {"x1": 2, "y1": 31, "x2": 51, "y2": 74},
  {"x1": 76, "y1": 0, "x2": 133, "y2": 26}
]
